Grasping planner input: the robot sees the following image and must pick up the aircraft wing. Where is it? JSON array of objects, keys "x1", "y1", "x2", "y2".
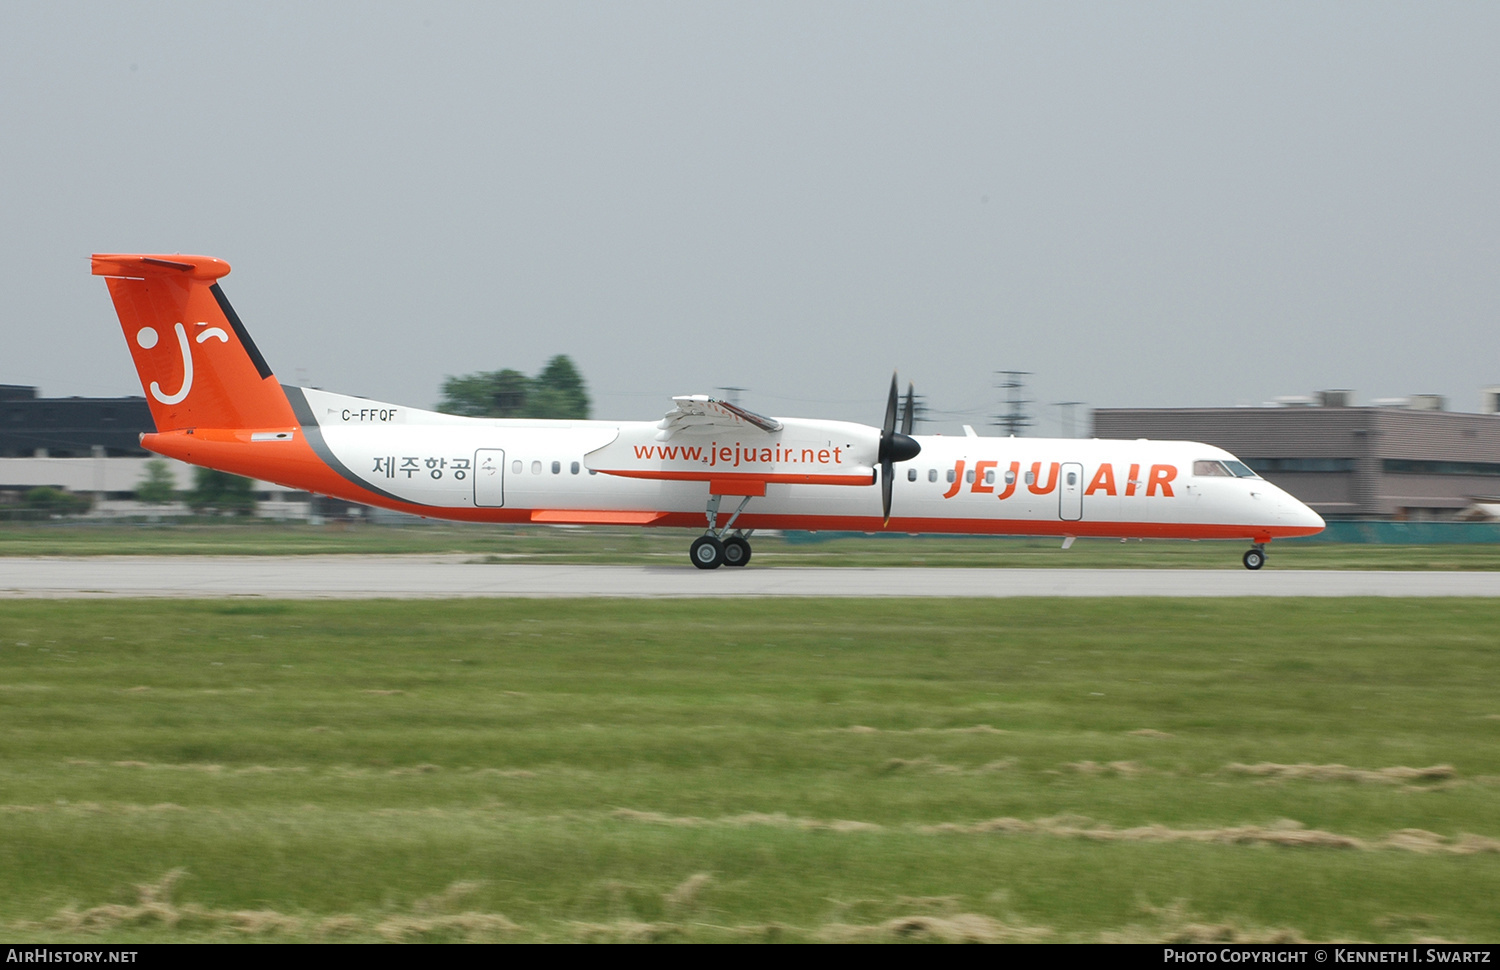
[
  {"x1": 656, "y1": 396, "x2": 783, "y2": 439},
  {"x1": 585, "y1": 398, "x2": 879, "y2": 489}
]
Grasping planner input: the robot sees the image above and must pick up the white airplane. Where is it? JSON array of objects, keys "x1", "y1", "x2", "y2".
[{"x1": 93, "y1": 253, "x2": 1325, "y2": 570}]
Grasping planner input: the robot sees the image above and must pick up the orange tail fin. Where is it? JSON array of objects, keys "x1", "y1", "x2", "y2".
[{"x1": 92, "y1": 254, "x2": 296, "y2": 432}]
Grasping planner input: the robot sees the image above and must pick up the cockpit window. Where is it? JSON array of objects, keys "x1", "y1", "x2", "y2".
[
  {"x1": 1222, "y1": 460, "x2": 1260, "y2": 479},
  {"x1": 1194, "y1": 460, "x2": 1233, "y2": 477}
]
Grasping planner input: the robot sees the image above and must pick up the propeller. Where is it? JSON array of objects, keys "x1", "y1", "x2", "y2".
[{"x1": 878, "y1": 373, "x2": 922, "y2": 523}]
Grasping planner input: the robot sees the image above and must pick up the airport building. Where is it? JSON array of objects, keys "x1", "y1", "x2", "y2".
[
  {"x1": 1093, "y1": 391, "x2": 1500, "y2": 521},
  {"x1": 0, "y1": 385, "x2": 317, "y2": 518}
]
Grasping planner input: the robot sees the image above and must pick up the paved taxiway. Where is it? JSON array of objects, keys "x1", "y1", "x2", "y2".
[{"x1": 3, "y1": 556, "x2": 1500, "y2": 598}]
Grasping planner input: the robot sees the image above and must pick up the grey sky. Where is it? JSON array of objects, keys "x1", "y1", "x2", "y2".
[{"x1": 3, "y1": 2, "x2": 1496, "y2": 434}]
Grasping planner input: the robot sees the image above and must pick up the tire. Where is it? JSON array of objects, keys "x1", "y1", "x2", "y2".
[
  {"x1": 722, "y1": 536, "x2": 752, "y2": 567},
  {"x1": 690, "y1": 535, "x2": 725, "y2": 570},
  {"x1": 1243, "y1": 548, "x2": 1265, "y2": 571}
]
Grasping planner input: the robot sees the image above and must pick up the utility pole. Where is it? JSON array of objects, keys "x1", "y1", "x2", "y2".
[
  {"x1": 908, "y1": 393, "x2": 929, "y2": 433},
  {"x1": 993, "y1": 371, "x2": 1033, "y2": 436}
]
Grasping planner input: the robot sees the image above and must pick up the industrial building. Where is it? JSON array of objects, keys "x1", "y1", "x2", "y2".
[
  {"x1": 1, "y1": 384, "x2": 152, "y2": 458},
  {"x1": 1094, "y1": 392, "x2": 1500, "y2": 521},
  {"x1": 0, "y1": 385, "x2": 317, "y2": 518}
]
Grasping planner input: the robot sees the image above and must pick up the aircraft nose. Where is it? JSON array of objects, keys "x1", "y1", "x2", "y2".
[
  {"x1": 1281, "y1": 494, "x2": 1324, "y2": 531},
  {"x1": 1267, "y1": 483, "x2": 1323, "y2": 531}
]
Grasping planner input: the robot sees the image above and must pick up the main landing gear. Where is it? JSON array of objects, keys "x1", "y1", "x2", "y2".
[
  {"x1": 1242, "y1": 543, "x2": 1267, "y2": 571},
  {"x1": 690, "y1": 494, "x2": 755, "y2": 569}
]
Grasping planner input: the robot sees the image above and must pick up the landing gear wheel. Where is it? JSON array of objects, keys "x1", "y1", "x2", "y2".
[
  {"x1": 1243, "y1": 548, "x2": 1266, "y2": 571},
  {"x1": 690, "y1": 535, "x2": 725, "y2": 570},
  {"x1": 722, "y1": 536, "x2": 752, "y2": 567}
]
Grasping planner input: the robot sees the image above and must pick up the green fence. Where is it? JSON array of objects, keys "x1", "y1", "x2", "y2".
[
  {"x1": 785, "y1": 521, "x2": 1500, "y2": 545},
  {"x1": 1284, "y1": 520, "x2": 1500, "y2": 544}
]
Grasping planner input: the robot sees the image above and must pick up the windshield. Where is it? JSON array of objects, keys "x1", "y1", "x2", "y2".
[{"x1": 1222, "y1": 460, "x2": 1260, "y2": 479}]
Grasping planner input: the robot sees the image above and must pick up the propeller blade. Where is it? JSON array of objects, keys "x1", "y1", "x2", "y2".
[
  {"x1": 883, "y1": 372, "x2": 899, "y2": 439},
  {"x1": 881, "y1": 460, "x2": 894, "y2": 523},
  {"x1": 877, "y1": 373, "x2": 920, "y2": 524}
]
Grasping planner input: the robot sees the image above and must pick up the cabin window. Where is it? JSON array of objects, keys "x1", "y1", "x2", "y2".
[
  {"x1": 1066, "y1": 471, "x2": 1078, "y2": 486},
  {"x1": 984, "y1": 469, "x2": 995, "y2": 485},
  {"x1": 928, "y1": 469, "x2": 937, "y2": 482},
  {"x1": 551, "y1": 461, "x2": 561, "y2": 474},
  {"x1": 907, "y1": 468, "x2": 917, "y2": 482},
  {"x1": 531, "y1": 460, "x2": 542, "y2": 475},
  {"x1": 946, "y1": 469, "x2": 956, "y2": 483},
  {"x1": 1194, "y1": 460, "x2": 1233, "y2": 477},
  {"x1": 1024, "y1": 470, "x2": 1035, "y2": 485},
  {"x1": 1004, "y1": 469, "x2": 1016, "y2": 484},
  {"x1": 965, "y1": 469, "x2": 975, "y2": 483},
  {"x1": 570, "y1": 461, "x2": 580, "y2": 475},
  {"x1": 511, "y1": 460, "x2": 521, "y2": 474}
]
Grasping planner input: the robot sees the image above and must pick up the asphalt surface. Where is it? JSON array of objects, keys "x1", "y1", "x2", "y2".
[{"x1": 3, "y1": 556, "x2": 1500, "y2": 598}]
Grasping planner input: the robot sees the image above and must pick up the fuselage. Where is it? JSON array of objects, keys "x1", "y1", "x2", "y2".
[
  {"x1": 146, "y1": 385, "x2": 1323, "y2": 543},
  {"x1": 92, "y1": 251, "x2": 1325, "y2": 567}
]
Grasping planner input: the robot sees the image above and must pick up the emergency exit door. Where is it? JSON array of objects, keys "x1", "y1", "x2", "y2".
[{"x1": 474, "y1": 449, "x2": 506, "y2": 507}]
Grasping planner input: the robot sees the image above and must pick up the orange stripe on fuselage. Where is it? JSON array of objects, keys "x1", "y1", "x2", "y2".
[{"x1": 619, "y1": 513, "x2": 1321, "y2": 541}]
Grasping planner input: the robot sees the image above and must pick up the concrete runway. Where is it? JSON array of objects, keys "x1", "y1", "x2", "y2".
[{"x1": 3, "y1": 555, "x2": 1500, "y2": 598}]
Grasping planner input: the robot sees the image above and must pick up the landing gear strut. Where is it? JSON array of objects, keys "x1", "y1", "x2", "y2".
[
  {"x1": 690, "y1": 494, "x2": 755, "y2": 569},
  {"x1": 1242, "y1": 544, "x2": 1266, "y2": 571}
]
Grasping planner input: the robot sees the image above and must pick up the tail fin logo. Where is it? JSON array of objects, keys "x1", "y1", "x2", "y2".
[{"x1": 136, "y1": 322, "x2": 230, "y2": 405}]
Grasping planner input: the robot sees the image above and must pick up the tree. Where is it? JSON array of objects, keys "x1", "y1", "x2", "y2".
[
  {"x1": 135, "y1": 459, "x2": 177, "y2": 505},
  {"x1": 436, "y1": 356, "x2": 590, "y2": 419},
  {"x1": 530, "y1": 355, "x2": 590, "y2": 419},
  {"x1": 186, "y1": 468, "x2": 256, "y2": 516},
  {"x1": 437, "y1": 369, "x2": 532, "y2": 417},
  {"x1": 22, "y1": 486, "x2": 92, "y2": 516}
]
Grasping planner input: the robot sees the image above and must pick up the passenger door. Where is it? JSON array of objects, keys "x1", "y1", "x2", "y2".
[{"x1": 1058, "y1": 462, "x2": 1083, "y2": 521}]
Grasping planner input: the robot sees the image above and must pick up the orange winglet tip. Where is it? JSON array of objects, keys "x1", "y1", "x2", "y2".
[{"x1": 91, "y1": 253, "x2": 231, "y2": 282}]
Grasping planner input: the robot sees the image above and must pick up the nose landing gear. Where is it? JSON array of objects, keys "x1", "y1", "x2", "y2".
[{"x1": 1242, "y1": 544, "x2": 1267, "y2": 570}]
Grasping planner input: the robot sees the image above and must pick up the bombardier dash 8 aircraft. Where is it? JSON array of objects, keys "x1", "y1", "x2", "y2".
[{"x1": 94, "y1": 253, "x2": 1324, "y2": 570}]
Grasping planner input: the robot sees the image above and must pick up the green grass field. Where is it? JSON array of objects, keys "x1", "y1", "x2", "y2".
[
  {"x1": 2, "y1": 597, "x2": 1498, "y2": 942},
  {"x1": 5, "y1": 520, "x2": 1500, "y2": 569}
]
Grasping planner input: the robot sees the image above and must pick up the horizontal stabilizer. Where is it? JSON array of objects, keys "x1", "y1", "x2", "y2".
[{"x1": 92, "y1": 253, "x2": 232, "y2": 282}]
